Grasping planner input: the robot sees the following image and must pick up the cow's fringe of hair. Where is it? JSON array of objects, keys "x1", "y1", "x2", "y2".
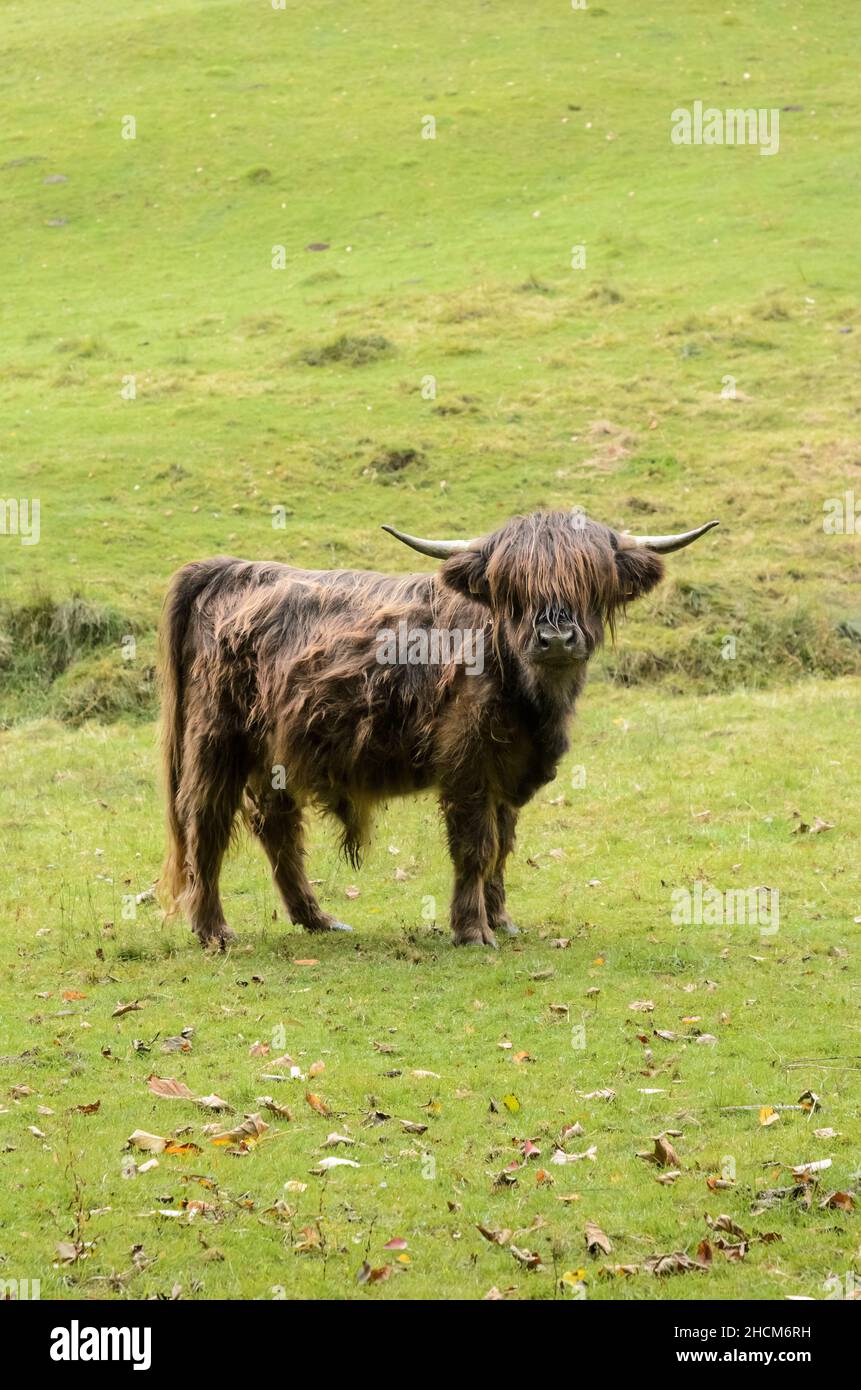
[{"x1": 484, "y1": 513, "x2": 622, "y2": 633}]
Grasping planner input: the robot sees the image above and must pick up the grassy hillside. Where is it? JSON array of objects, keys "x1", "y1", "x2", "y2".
[
  {"x1": 1, "y1": 0, "x2": 859, "y2": 717},
  {"x1": 0, "y1": 0, "x2": 859, "y2": 1301}
]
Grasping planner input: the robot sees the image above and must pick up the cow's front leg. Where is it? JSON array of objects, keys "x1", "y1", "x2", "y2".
[
  {"x1": 484, "y1": 804, "x2": 519, "y2": 938},
  {"x1": 441, "y1": 794, "x2": 499, "y2": 948}
]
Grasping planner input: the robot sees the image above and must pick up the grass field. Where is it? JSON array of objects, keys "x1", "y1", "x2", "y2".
[{"x1": 0, "y1": 0, "x2": 859, "y2": 1300}]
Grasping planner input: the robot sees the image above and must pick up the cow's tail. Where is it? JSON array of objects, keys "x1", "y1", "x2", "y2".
[{"x1": 157, "y1": 562, "x2": 216, "y2": 917}]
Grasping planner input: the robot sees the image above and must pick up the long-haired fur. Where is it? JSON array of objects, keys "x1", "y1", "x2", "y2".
[{"x1": 158, "y1": 511, "x2": 663, "y2": 947}]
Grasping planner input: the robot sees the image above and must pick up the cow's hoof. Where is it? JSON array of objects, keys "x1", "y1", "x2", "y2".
[
  {"x1": 454, "y1": 932, "x2": 499, "y2": 950},
  {"x1": 201, "y1": 925, "x2": 235, "y2": 952},
  {"x1": 495, "y1": 919, "x2": 519, "y2": 938},
  {"x1": 327, "y1": 919, "x2": 354, "y2": 933}
]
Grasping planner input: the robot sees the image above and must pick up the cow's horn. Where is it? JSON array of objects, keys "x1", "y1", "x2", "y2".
[
  {"x1": 381, "y1": 525, "x2": 475, "y2": 559},
  {"x1": 627, "y1": 520, "x2": 720, "y2": 553}
]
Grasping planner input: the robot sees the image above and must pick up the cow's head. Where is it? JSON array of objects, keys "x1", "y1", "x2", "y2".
[{"x1": 382, "y1": 510, "x2": 718, "y2": 685}]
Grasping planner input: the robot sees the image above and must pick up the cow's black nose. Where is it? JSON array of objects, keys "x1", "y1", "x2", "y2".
[
  {"x1": 536, "y1": 622, "x2": 591, "y2": 659},
  {"x1": 537, "y1": 629, "x2": 577, "y2": 653}
]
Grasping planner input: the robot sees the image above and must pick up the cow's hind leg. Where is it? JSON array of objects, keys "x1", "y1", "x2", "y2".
[
  {"x1": 442, "y1": 794, "x2": 499, "y2": 948},
  {"x1": 177, "y1": 735, "x2": 248, "y2": 950},
  {"x1": 484, "y1": 804, "x2": 519, "y2": 938},
  {"x1": 246, "y1": 790, "x2": 352, "y2": 934}
]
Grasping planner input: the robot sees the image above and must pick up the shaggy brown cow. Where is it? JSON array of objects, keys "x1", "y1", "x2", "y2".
[{"x1": 159, "y1": 510, "x2": 717, "y2": 949}]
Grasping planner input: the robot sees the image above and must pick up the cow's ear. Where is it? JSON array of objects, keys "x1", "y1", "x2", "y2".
[
  {"x1": 614, "y1": 543, "x2": 664, "y2": 602},
  {"x1": 438, "y1": 548, "x2": 491, "y2": 603}
]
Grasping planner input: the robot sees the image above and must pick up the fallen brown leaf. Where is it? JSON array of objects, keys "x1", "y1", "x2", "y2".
[
  {"x1": 820, "y1": 1191, "x2": 854, "y2": 1212},
  {"x1": 510, "y1": 1245, "x2": 543, "y2": 1270},
  {"x1": 585, "y1": 1221, "x2": 612, "y2": 1257},
  {"x1": 147, "y1": 1076, "x2": 194, "y2": 1101},
  {"x1": 210, "y1": 1113, "x2": 269, "y2": 1147},
  {"x1": 258, "y1": 1097, "x2": 294, "y2": 1120},
  {"x1": 706, "y1": 1214, "x2": 748, "y2": 1239},
  {"x1": 196, "y1": 1094, "x2": 231, "y2": 1112},
  {"x1": 399, "y1": 1119, "x2": 427, "y2": 1134},
  {"x1": 356, "y1": 1261, "x2": 392, "y2": 1284},
  {"x1": 477, "y1": 1225, "x2": 512, "y2": 1245},
  {"x1": 637, "y1": 1134, "x2": 681, "y2": 1169},
  {"x1": 643, "y1": 1250, "x2": 709, "y2": 1276},
  {"x1": 126, "y1": 1130, "x2": 167, "y2": 1153},
  {"x1": 305, "y1": 1092, "x2": 332, "y2": 1117}
]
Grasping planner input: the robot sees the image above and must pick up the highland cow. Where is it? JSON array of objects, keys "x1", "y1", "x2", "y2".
[{"x1": 159, "y1": 510, "x2": 718, "y2": 949}]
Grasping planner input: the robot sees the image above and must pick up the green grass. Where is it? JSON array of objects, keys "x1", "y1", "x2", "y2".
[
  {"x1": 1, "y1": 681, "x2": 859, "y2": 1300},
  {"x1": 0, "y1": 0, "x2": 859, "y2": 1300}
]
